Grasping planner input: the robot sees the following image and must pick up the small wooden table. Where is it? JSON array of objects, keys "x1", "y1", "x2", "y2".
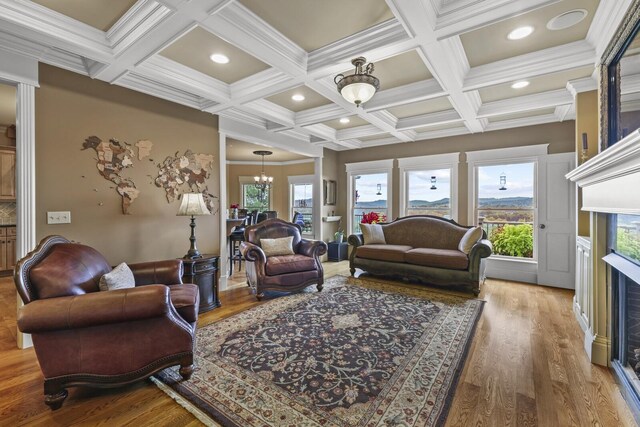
[{"x1": 180, "y1": 254, "x2": 220, "y2": 313}]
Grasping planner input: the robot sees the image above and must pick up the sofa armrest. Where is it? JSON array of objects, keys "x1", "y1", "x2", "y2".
[
  {"x1": 129, "y1": 260, "x2": 183, "y2": 285},
  {"x1": 469, "y1": 239, "x2": 492, "y2": 260},
  {"x1": 348, "y1": 234, "x2": 364, "y2": 247},
  {"x1": 18, "y1": 285, "x2": 171, "y2": 333},
  {"x1": 298, "y1": 239, "x2": 328, "y2": 258},
  {"x1": 241, "y1": 241, "x2": 266, "y2": 264}
]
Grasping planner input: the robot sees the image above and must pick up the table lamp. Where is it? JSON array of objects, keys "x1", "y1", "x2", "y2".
[{"x1": 177, "y1": 193, "x2": 211, "y2": 259}]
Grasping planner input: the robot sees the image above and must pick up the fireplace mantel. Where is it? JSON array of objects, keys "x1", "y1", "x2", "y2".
[{"x1": 566, "y1": 130, "x2": 640, "y2": 215}]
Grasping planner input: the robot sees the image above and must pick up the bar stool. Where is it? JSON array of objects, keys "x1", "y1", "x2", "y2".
[{"x1": 228, "y1": 213, "x2": 253, "y2": 276}]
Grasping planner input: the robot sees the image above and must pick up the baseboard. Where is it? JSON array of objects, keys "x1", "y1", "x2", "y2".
[
  {"x1": 590, "y1": 335, "x2": 610, "y2": 366},
  {"x1": 573, "y1": 297, "x2": 589, "y2": 334}
]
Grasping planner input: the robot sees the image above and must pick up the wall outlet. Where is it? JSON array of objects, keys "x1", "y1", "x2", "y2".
[{"x1": 47, "y1": 211, "x2": 71, "y2": 224}]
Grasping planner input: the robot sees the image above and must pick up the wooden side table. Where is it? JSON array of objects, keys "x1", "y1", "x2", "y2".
[{"x1": 181, "y1": 255, "x2": 220, "y2": 313}]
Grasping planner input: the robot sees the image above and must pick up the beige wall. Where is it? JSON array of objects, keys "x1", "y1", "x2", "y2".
[
  {"x1": 336, "y1": 121, "x2": 576, "y2": 227},
  {"x1": 321, "y1": 148, "x2": 340, "y2": 241},
  {"x1": 226, "y1": 161, "x2": 314, "y2": 220},
  {"x1": 575, "y1": 90, "x2": 599, "y2": 237},
  {"x1": 36, "y1": 64, "x2": 220, "y2": 264}
]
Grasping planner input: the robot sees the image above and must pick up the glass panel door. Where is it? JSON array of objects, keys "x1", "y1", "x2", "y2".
[{"x1": 353, "y1": 172, "x2": 387, "y2": 234}]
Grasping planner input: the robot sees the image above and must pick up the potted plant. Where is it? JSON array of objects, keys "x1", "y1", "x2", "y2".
[{"x1": 334, "y1": 218, "x2": 344, "y2": 243}]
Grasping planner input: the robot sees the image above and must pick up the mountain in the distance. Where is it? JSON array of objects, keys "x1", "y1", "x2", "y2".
[{"x1": 356, "y1": 196, "x2": 533, "y2": 209}]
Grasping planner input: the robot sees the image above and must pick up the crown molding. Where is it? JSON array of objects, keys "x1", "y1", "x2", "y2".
[
  {"x1": 117, "y1": 72, "x2": 205, "y2": 109},
  {"x1": 359, "y1": 136, "x2": 403, "y2": 147},
  {"x1": 477, "y1": 89, "x2": 573, "y2": 118},
  {"x1": 108, "y1": 0, "x2": 174, "y2": 55},
  {"x1": 464, "y1": 40, "x2": 595, "y2": 91},
  {"x1": 337, "y1": 125, "x2": 386, "y2": 140},
  {"x1": 554, "y1": 104, "x2": 573, "y2": 121},
  {"x1": 219, "y1": 108, "x2": 266, "y2": 129},
  {"x1": 587, "y1": 0, "x2": 634, "y2": 60},
  {"x1": 227, "y1": 158, "x2": 314, "y2": 166},
  {"x1": 412, "y1": 124, "x2": 469, "y2": 141},
  {"x1": 566, "y1": 76, "x2": 598, "y2": 98}
]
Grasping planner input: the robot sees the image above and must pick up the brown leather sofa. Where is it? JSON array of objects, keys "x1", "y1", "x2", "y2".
[
  {"x1": 349, "y1": 215, "x2": 492, "y2": 295},
  {"x1": 14, "y1": 235, "x2": 199, "y2": 410},
  {"x1": 240, "y1": 218, "x2": 327, "y2": 300}
]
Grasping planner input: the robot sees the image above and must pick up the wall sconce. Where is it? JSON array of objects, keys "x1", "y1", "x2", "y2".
[
  {"x1": 581, "y1": 132, "x2": 589, "y2": 163},
  {"x1": 430, "y1": 176, "x2": 437, "y2": 190},
  {"x1": 499, "y1": 173, "x2": 507, "y2": 191},
  {"x1": 376, "y1": 183, "x2": 382, "y2": 195}
]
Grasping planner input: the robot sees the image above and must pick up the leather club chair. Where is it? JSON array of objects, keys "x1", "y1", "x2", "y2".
[
  {"x1": 240, "y1": 218, "x2": 327, "y2": 300},
  {"x1": 14, "y1": 235, "x2": 199, "y2": 410}
]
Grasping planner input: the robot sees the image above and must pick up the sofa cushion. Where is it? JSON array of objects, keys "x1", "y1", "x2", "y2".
[
  {"x1": 405, "y1": 248, "x2": 469, "y2": 270},
  {"x1": 266, "y1": 254, "x2": 316, "y2": 276},
  {"x1": 458, "y1": 226, "x2": 483, "y2": 254},
  {"x1": 356, "y1": 244, "x2": 413, "y2": 263},
  {"x1": 361, "y1": 223, "x2": 386, "y2": 244},
  {"x1": 168, "y1": 284, "x2": 199, "y2": 324}
]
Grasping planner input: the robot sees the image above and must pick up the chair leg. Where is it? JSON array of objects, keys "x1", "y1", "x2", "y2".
[
  {"x1": 256, "y1": 292, "x2": 265, "y2": 301},
  {"x1": 179, "y1": 364, "x2": 194, "y2": 380},
  {"x1": 316, "y1": 283, "x2": 323, "y2": 292},
  {"x1": 44, "y1": 380, "x2": 68, "y2": 410}
]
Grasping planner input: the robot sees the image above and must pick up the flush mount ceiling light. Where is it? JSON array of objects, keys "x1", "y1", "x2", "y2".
[
  {"x1": 339, "y1": 117, "x2": 350, "y2": 124},
  {"x1": 291, "y1": 94, "x2": 305, "y2": 101},
  {"x1": 511, "y1": 80, "x2": 530, "y2": 89},
  {"x1": 507, "y1": 26, "x2": 534, "y2": 40},
  {"x1": 209, "y1": 53, "x2": 229, "y2": 64},
  {"x1": 334, "y1": 57, "x2": 380, "y2": 107},
  {"x1": 547, "y1": 9, "x2": 588, "y2": 30}
]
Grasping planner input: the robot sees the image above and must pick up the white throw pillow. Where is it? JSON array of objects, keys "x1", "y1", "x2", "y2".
[
  {"x1": 261, "y1": 236, "x2": 295, "y2": 257},
  {"x1": 361, "y1": 223, "x2": 386, "y2": 245},
  {"x1": 458, "y1": 226, "x2": 483, "y2": 254},
  {"x1": 99, "y1": 262, "x2": 135, "y2": 291}
]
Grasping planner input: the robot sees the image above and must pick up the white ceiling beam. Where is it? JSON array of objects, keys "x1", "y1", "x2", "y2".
[
  {"x1": 359, "y1": 136, "x2": 402, "y2": 147},
  {"x1": 363, "y1": 79, "x2": 447, "y2": 112},
  {"x1": 566, "y1": 76, "x2": 598, "y2": 98},
  {"x1": 117, "y1": 72, "x2": 206, "y2": 109},
  {"x1": 295, "y1": 104, "x2": 349, "y2": 127},
  {"x1": 395, "y1": 109, "x2": 462, "y2": 131},
  {"x1": 433, "y1": 0, "x2": 560, "y2": 40},
  {"x1": 554, "y1": 104, "x2": 572, "y2": 122},
  {"x1": 337, "y1": 125, "x2": 387, "y2": 140},
  {"x1": 230, "y1": 69, "x2": 301, "y2": 104},
  {"x1": 107, "y1": 0, "x2": 175, "y2": 55},
  {"x1": 412, "y1": 125, "x2": 470, "y2": 141},
  {"x1": 477, "y1": 89, "x2": 573, "y2": 118},
  {"x1": 464, "y1": 40, "x2": 595, "y2": 91},
  {"x1": 242, "y1": 99, "x2": 296, "y2": 128},
  {"x1": 485, "y1": 113, "x2": 559, "y2": 132},
  {"x1": 219, "y1": 108, "x2": 267, "y2": 129}
]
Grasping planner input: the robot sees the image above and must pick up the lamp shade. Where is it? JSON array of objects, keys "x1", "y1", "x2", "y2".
[
  {"x1": 340, "y1": 82, "x2": 377, "y2": 105},
  {"x1": 177, "y1": 193, "x2": 211, "y2": 216}
]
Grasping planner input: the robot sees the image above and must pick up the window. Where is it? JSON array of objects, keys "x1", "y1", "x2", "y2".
[
  {"x1": 346, "y1": 159, "x2": 393, "y2": 235},
  {"x1": 240, "y1": 177, "x2": 271, "y2": 210},
  {"x1": 291, "y1": 182, "x2": 313, "y2": 234},
  {"x1": 399, "y1": 153, "x2": 459, "y2": 220},
  {"x1": 475, "y1": 162, "x2": 536, "y2": 259}
]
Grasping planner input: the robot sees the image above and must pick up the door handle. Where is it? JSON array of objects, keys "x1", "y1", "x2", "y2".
[{"x1": 539, "y1": 224, "x2": 546, "y2": 229}]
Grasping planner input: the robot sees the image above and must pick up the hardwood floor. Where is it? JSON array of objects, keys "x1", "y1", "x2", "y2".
[{"x1": 0, "y1": 263, "x2": 635, "y2": 426}]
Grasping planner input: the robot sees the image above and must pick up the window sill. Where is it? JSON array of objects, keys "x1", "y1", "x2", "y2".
[{"x1": 489, "y1": 255, "x2": 537, "y2": 264}]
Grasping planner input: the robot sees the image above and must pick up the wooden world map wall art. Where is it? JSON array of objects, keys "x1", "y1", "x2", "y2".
[{"x1": 82, "y1": 136, "x2": 216, "y2": 214}]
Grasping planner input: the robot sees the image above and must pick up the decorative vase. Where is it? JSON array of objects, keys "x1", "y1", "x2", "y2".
[{"x1": 231, "y1": 208, "x2": 238, "y2": 219}]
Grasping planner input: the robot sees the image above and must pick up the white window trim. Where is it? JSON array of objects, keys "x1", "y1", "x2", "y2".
[
  {"x1": 398, "y1": 152, "x2": 460, "y2": 222},
  {"x1": 239, "y1": 176, "x2": 272, "y2": 210},
  {"x1": 346, "y1": 159, "x2": 394, "y2": 235},
  {"x1": 288, "y1": 175, "x2": 314, "y2": 235},
  {"x1": 466, "y1": 144, "x2": 547, "y2": 262}
]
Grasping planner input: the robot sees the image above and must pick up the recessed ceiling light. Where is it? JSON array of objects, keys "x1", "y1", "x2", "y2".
[
  {"x1": 291, "y1": 94, "x2": 305, "y2": 101},
  {"x1": 209, "y1": 53, "x2": 229, "y2": 64},
  {"x1": 511, "y1": 81, "x2": 530, "y2": 89},
  {"x1": 507, "y1": 26, "x2": 534, "y2": 40},
  {"x1": 547, "y1": 9, "x2": 588, "y2": 31},
  {"x1": 339, "y1": 117, "x2": 350, "y2": 124}
]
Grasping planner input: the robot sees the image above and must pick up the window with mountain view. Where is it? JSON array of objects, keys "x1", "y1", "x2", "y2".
[
  {"x1": 475, "y1": 162, "x2": 535, "y2": 259},
  {"x1": 406, "y1": 169, "x2": 451, "y2": 218},
  {"x1": 291, "y1": 183, "x2": 313, "y2": 234},
  {"x1": 353, "y1": 173, "x2": 388, "y2": 234}
]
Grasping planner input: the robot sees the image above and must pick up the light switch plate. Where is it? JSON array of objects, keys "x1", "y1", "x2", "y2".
[{"x1": 47, "y1": 211, "x2": 71, "y2": 224}]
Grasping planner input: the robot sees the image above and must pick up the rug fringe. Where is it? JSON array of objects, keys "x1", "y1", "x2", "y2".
[{"x1": 151, "y1": 376, "x2": 220, "y2": 427}]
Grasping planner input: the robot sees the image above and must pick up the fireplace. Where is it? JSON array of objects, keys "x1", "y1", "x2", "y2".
[{"x1": 608, "y1": 213, "x2": 640, "y2": 416}]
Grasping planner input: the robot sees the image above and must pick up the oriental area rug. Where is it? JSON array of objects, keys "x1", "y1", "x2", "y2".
[{"x1": 153, "y1": 276, "x2": 484, "y2": 427}]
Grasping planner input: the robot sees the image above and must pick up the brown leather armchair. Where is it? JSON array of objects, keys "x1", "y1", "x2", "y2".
[
  {"x1": 240, "y1": 218, "x2": 327, "y2": 300},
  {"x1": 14, "y1": 235, "x2": 199, "y2": 410}
]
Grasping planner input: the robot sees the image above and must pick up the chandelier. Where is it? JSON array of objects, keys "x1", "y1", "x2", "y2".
[
  {"x1": 334, "y1": 57, "x2": 380, "y2": 107},
  {"x1": 253, "y1": 150, "x2": 273, "y2": 199}
]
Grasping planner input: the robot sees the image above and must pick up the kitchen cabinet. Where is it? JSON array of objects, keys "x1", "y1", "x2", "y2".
[
  {"x1": 0, "y1": 149, "x2": 15, "y2": 201},
  {"x1": 0, "y1": 227, "x2": 16, "y2": 273}
]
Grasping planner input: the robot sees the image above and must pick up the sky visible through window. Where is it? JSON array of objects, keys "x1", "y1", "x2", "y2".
[
  {"x1": 478, "y1": 163, "x2": 534, "y2": 201},
  {"x1": 293, "y1": 183, "x2": 312, "y2": 207},
  {"x1": 355, "y1": 173, "x2": 387, "y2": 206},
  {"x1": 408, "y1": 169, "x2": 450, "y2": 203}
]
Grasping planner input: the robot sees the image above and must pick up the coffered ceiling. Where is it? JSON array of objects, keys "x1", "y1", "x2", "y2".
[{"x1": 0, "y1": 0, "x2": 633, "y2": 152}]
